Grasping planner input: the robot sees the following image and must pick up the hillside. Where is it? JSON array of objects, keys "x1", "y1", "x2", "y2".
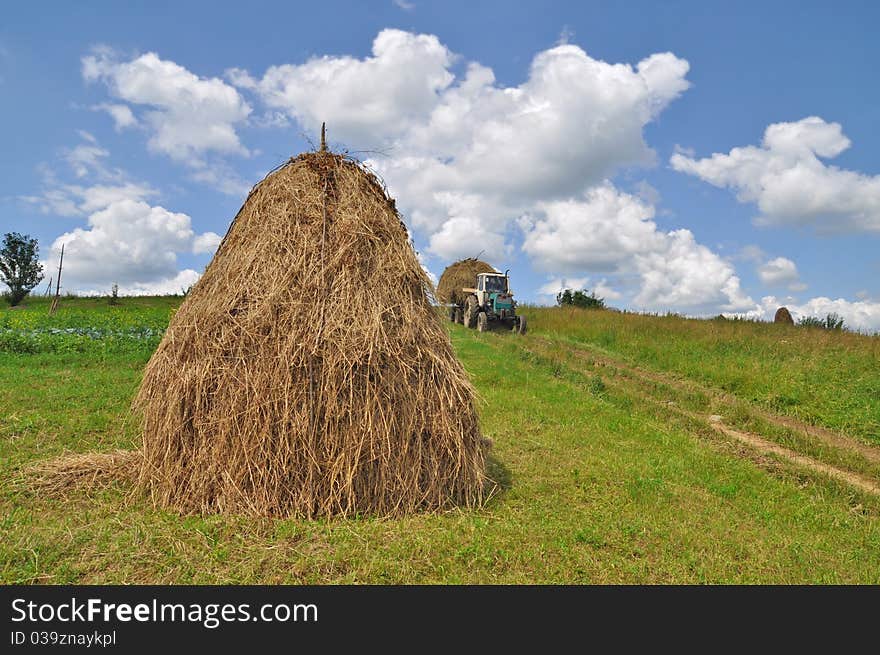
[{"x1": 1, "y1": 297, "x2": 879, "y2": 583}]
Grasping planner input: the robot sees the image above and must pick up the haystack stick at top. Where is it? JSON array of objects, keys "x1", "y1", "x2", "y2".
[{"x1": 134, "y1": 142, "x2": 488, "y2": 518}]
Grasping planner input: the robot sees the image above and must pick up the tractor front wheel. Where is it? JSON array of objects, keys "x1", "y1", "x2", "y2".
[
  {"x1": 448, "y1": 306, "x2": 456, "y2": 322},
  {"x1": 454, "y1": 307, "x2": 463, "y2": 324},
  {"x1": 464, "y1": 296, "x2": 479, "y2": 328},
  {"x1": 516, "y1": 315, "x2": 527, "y2": 335},
  {"x1": 477, "y1": 312, "x2": 488, "y2": 332}
]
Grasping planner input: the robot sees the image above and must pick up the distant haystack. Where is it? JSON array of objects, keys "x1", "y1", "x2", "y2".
[
  {"x1": 774, "y1": 307, "x2": 794, "y2": 325},
  {"x1": 134, "y1": 149, "x2": 488, "y2": 518},
  {"x1": 436, "y1": 258, "x2": 498, "y2": 305}
]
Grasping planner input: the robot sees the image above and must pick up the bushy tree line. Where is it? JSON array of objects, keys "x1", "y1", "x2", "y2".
[{"x1": 556, "y1": 288, "x2": 606, "y2": 309}]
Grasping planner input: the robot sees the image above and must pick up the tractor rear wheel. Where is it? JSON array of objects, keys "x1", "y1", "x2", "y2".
[
  {"x1": 464, "y1": 296, "x2": 478, "y2": 329},
  {"x1": 477, "y1": 312, "x2": 488, "y2": 332},
  {"x1": 454, "y1": 307, "x2": 463, "y2": 324},
  {"x1": 448, "y1": 306, "x2": 456, "y2": 322}
]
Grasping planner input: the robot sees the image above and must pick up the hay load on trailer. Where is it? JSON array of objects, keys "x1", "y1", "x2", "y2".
[
  {"x1": 134, "y1": 141, "x2": 488, "y2": 518},
  {"x1": 436, "y1": 258, "x2": 497, "y2": 323}
]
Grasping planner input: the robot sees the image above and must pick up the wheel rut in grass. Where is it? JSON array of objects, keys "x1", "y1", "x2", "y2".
[
  {"x1": 705, "y1": 416, "x2": 880, "y2": 495},
  {"x1": 638, "y1": 388, "x2": 880, "y2": 495},
  {"x1": 626, "y1": 384, "x2": 880, "y2": 495},
  {"x1": 532, "y1": 335, "x2": 880, "y2": 465},
  {"x1": 500, "y1": 332, "x2": 880, "y2": 497}
]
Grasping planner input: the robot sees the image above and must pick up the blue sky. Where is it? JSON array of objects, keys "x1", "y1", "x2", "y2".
[{"x1": 2, "y1": 1, "x2": 879, "y2": 328}]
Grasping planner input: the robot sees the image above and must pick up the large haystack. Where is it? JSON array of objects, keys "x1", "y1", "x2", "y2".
[
  {"x1": 436, "y1": 258, "x2": 498, "y2": 305},
  {"x1": 774, "y1": 307, "x2": 794, "y2": 325},
  {"x1": 134, "y1": 150, "x2": 488, "y2": 518}
]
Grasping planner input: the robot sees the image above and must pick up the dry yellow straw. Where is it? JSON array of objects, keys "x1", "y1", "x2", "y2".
[{"x1": 134, "y1": 149, "x2": 488, "y2": 518}]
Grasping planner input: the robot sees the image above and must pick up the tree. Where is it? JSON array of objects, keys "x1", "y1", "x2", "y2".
[
  {"x1": 556, "y1": 289, "x2": 573, "y2": 306},
  {"x1": 0, "y1": 232, "x2": 45, "y2": 306},
  {"x1": 571, "y1": 290, "x2": 605, "y2": 309},
  {"x1": 557, "y1": 287, "x2": 605, "y2": 310}
]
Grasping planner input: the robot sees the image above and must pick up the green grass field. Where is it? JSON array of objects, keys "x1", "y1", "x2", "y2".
[{"x1": 2, "y1": 296, "x2": 879, "y2": 583}]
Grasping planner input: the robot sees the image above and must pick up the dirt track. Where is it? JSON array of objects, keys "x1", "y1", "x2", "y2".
[
  {"x1": 707, "y1": 417, "x2": 880, "y2": 495},
  {"x1": 518, "y1": 334, "x2": 880, "y2": 497}
]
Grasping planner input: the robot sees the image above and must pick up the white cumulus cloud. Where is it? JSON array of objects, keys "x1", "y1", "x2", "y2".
[
  {"x1": 633, "y1": 229, "x2": 753, "y2": 311},
  {"x1": 39, "y1": 180, "x2": 217, "y2": 295},
  {"x1": 427, "y1": 215, "x2": 508, "y2": 261},
  {"x1": 192, "y1": 231, "x2": 222, "y2": 255},
  {"x1": 523, "y1": 184, "x2": 663, "y2": 273},
  {"x1": 757, "y1": 256, "x2": 805, "y2": 292},
  {"x1": 522, "y1": 184, "x2": 753, "y2": 312},
  {"x1": 671, "y1": 116, "x2": 880, "y2": 233},
  {"x1": 226, "y1": 30, "x2": 453, "y2": 146},
  {"x1": 45, "y1": 197, "x2": 209, "y2": 292},
  {"x1": 83, "y1": 49, "x2": 252, "y2": 163},
  {"x1": 374, "y1": 46, "x2": 690, "y2": 238}
]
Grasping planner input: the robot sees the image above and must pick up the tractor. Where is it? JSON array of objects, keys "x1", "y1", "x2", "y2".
[{"x1": 448, "y1": 270, "x2": 526, "y2": 334}]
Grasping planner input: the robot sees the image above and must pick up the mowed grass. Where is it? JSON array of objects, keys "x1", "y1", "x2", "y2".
[
  {"x1": 526, "y1": 306, "x2": 880, "y2": 443},
  {"x1": 1, "y1": 296, "x2": 879, "y2": 583}
]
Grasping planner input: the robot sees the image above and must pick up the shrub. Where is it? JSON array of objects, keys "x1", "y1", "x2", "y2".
[
  {"x1": 799, "y1": 312, "x2": 846, "y2": 331},
  {"x1": 557, "y1": 288, "x2": 605, "y2": 310}
]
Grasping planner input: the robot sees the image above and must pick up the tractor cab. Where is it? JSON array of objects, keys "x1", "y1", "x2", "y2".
[
  {"x1": 477, "y1": 273, "x2": 509, "y2": 294},
  {"x1": 476, "y1": 273, "x2": 514, "y2": 316}
]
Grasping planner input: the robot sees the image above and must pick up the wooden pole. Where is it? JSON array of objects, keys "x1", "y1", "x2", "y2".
[
  {"x1": 49, "y1": 244, "x2": 64, "y2": 314},
  {"x1": 320, "y1": 122, "x2": 327, "y2": 152},
  {"x1": 55, "y1": 244, "x2": 64, "y2": 296}
]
